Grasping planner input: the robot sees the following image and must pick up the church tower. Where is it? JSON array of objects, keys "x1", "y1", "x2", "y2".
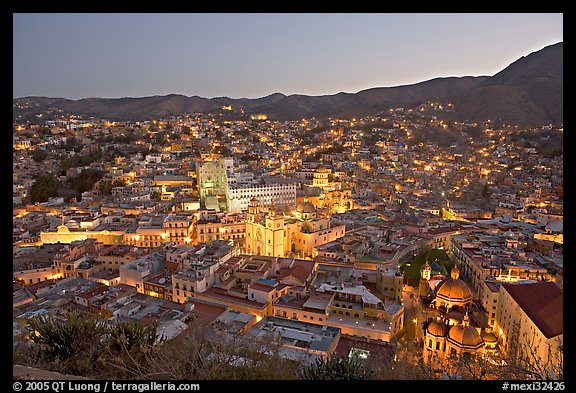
[
  {"x1": 247, "y1": 197, "x2": 260, "y2": 223},
  {"x1": 419, "y1": 259, "x2": 432, "y2": 298},
  {"x1": 264, "y1": 206, "x2": 286, "y2": 257}
]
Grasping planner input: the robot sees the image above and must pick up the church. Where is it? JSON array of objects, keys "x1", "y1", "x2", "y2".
[
  {"x1": 244, "y1": 197, "x2": 345, "y2": 258},
  {"x1": 419, "y1": 262, "x2": 497, "y2": 362}
]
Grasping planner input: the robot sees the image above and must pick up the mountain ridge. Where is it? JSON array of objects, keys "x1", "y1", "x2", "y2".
[{"x1": 13, "y1": 42, "x2": 562, "y2": 127}]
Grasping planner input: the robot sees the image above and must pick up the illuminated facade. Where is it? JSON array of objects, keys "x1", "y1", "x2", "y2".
[
  {"x1": 196, "y1": 157, "x2": 296, "y2": 213},
  {"x1": 245, "y1": 199, "x2": 286, "y2": 257},
  {"x1": 196, "y1": 157, "x2": 233, "y2": 209},
  {"x1": 494, "y1": 283, "x2": 563, "y2": 372},
  {"x1": 226, "y1": 181, "x2": 296, "y2": 213},
  {"x1": 163, "y1": 213, "x2": 194, "y2": 245},
  {"x1": 245, "y1": 198, "x2": 346, "y2": 258},
  {"x1": 422, "y1": 266, "x2": 498, "y2": 363},
  {"x1": 40, "y1": 223, "x2": 125, "y2": 245},
  {"x1": 302, "y1": 166, "x2": 352, "y2": 214}
]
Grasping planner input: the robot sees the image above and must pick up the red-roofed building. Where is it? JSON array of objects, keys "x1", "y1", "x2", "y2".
[
  {"x1": 495, "y1": 282, "x2": 563, "y2": 375},
  {"x1": 278, "y1": 259, "x2": 315, "y2": 287}
]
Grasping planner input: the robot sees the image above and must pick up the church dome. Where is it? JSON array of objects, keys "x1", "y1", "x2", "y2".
[
  {"x1": 297, "y1": 201, "x2": 316, "y2": 214},
  {"x1": 435, "y1": 266, "x2": 472, "y2": 303},
  {"x1": 481, "y1": 329, "x2": 498, "y2": 343},
  {"x1": 436, "y1": 279, "x2": 472, "y2": 302},
  {"x1": 427, "y1": 320, "x2": 449, "y2": 337},
  {"x1": 447, "y1": 324, "x2": 484, "y2": 349}
]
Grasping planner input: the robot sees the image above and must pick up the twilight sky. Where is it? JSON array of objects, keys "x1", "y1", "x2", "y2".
[{"x1": 13, "y1": 13, "x2": 563, "y2": 100}]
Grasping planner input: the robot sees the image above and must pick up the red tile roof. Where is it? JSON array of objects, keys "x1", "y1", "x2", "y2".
[{"x1": 503, "y1": 282, "x2": 563, "y2": 338}]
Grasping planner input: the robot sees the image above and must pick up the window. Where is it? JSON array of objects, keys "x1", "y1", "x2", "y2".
[{"x1": 428, "y1": 339, "x2": 433, "y2": 348}]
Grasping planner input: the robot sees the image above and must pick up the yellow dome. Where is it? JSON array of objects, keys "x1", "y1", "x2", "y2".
[
  {"x1": 481, "y1": 329, "x2": 497, "y2": 343},
  {"x1": 427, "y1": 321, "x2": 448, "y2": 337},
  {"x1": 436, "y1": 278, "x2": 472, "y2": 303},
  {"x1": 447, "y1": 325, "x2": 484, "y2": 349}
]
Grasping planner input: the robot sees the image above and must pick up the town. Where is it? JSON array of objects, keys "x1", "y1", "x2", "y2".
[{"x1": 13, "y1": 103, "x2": 563, "y2": 379}]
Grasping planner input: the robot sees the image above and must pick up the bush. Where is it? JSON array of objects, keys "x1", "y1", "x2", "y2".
[
  {"x1": 300, "y1": 355, "x2": 374, "y2": 380},
  {"x1": 27, "y1": 311, "x2": 107, "y2": 376},
  {"x1": 30, "y1": 174, "x2": 61, "y2": 203}
]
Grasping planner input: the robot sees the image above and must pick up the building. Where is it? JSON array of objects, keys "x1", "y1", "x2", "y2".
[
  {"x1": 163, "y1": 213, "x2": 195, "y2": 245},
  {"x1": 422, "y1": 265, "x2": 497, "y2": 363},
  {"x1": 376, "y1": 266, "x2": 403, "y2": 302},
  {"x1": 196, "y1": 157, "x2": 297, "y2": 213},
  {"x1": 423, "y1": 312, "x2": 497, "y2": 362},
  {"x1": 245, "y1": 316, "x2": 341, "y2": 364},
  {"x1": 119, "y1": 253, "x2": 165, "y2": 293},
  {"x1": 432, "y1": 265, "x2": 473, "y2": 313},
  {"x1": 245, "y1": 199, "x2": 286, "y2": 257},
  {"x1": 245, "y1": 199, "x2": 346, "y2": 258},
  {"x1": 226, "y1": 179, "x2": 297, "y2": 213},
  {"x1": 450, "y1": 233, "x2": 554, "y2": 301},
  {"x1": 494, "y1": 282, "x2": 563, "y2": 374},
  {"x1": 194, "y1": 210, "x2": 246, "y2": 245},
  {"x1": 170, "y1": 240, "x2": 239, "y2": 303},
  {"x1": 196, "y1": 157, "x2": 233, "y2": 210}
]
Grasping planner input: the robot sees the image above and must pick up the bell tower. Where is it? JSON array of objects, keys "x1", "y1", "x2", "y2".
[
  {"x1": 247, "y1": 197, "x2": 260, "y2": 223},
  {"x1": 419, "y1": 259, "x2": 432, "y2": 298}
]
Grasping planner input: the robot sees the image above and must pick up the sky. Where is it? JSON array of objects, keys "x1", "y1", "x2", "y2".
[{"x1": 13, "y1": 13, "x2": 563, "y2": 100}]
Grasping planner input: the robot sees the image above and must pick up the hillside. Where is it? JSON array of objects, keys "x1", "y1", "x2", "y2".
[
  {"x1": 13, "y1": 42, "x2": 562, "y2": 127},
  {"x1": 435, "y1": 42, "x2": 563, "y2": 126}
]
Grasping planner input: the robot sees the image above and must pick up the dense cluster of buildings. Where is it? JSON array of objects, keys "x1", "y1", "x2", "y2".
[{"x1": 13, "y1": 106, "x2": 563, "y2": 377}]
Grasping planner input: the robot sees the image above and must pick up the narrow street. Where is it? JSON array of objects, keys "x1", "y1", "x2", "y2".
[{"x1": 400, "y1": 287, "x2": 421, "y2": 344}]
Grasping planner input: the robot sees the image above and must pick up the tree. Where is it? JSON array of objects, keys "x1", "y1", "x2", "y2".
[
  {"x1": 30, "y1": 174, "x2": 60, "y2": 203},
  {"x1": 154, "y1": 133, "x2": 168, "y2": 146},
  {"x1": 64, "y1": 137, "x2": 81, "y2": 152},
  {"x1": 218, "y1": 146, "x2": 232, "y2": 157},
  {"x1": 31, "y1": 149, "x2": 48, "y2": 163},
  {"x1": 108, "y1": 319, "x2": 160, "y2": 355},
  {"x1": 300, "y1": 355, "x2": 374, "y2": 380},
  {"x1": 481, "y1": 182, "x2": 491, "y2": 198},
  {"x1": 66, "y1": 168, "x2": 105, "y2": 200},
  {"x1": 27, "y1": 311, "x2": 107, "y2": 376}
]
